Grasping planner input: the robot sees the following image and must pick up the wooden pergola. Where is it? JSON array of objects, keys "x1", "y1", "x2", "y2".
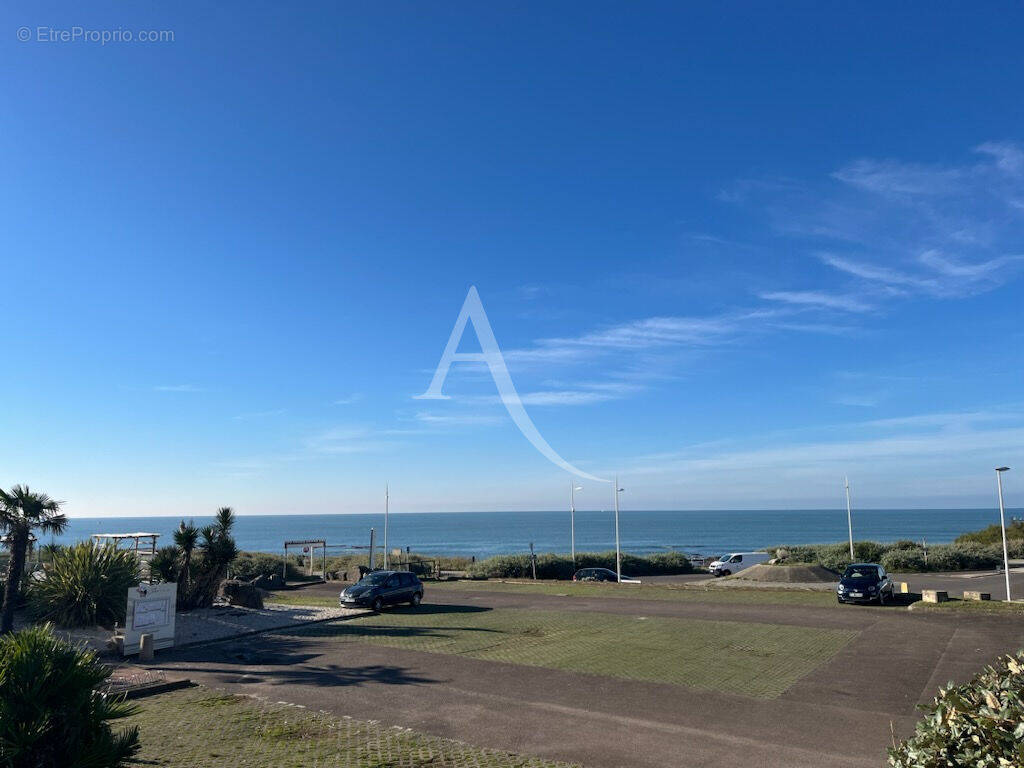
[{"x1": 91, "y1": 532, "x2": 160, "y2": 558}]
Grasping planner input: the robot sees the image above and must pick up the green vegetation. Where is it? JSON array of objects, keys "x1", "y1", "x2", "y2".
[
  {"x1": 28, "y1": 542, "x2": 140, "y2": 627},
  {"x1": 150, "y1": 508, "x2": 241, "y2": 609},
  {"x1": 0, "y1": 624, "x2": 139, "y2": 767},
  {"x1": 431, "y1": 578, "x2": 838, "y2": 605},
  {"x1": 889, "y1": 650, "x2": 1024, "y2": 767},
  {"x1": 127, "y1": 685, "x2": 574, "y2": 768},
  {"x1": 0, "y1": 485, "x2": 67, "y2": 634},
  {"x1": 296, "y1": 605, "x2": 854, "y2": 698},
  {"x1": 955, "y1": 519, "x2": 1024, "y2": 547},
  {"x1": 468, "y1": 550, "x2": 691, "y2": 580},
  {"x1": 268, "y1": 578, "x2": 837, "y2": 608},
  {"x1": 772, "y1": 539, "x2": 1012, "y2": 573}
]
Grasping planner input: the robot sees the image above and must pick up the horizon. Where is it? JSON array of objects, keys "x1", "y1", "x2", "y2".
[
  {"x1": 60, "y1": 505, "x2": 1024, "y2": 520},
  {"x1": 3, "y1": 3, "x2": 1022, "y2": 516}
]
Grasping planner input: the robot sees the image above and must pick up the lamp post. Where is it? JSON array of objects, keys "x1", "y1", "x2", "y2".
[
  {"x1": 614, "y1": 477, "x2": 624, "y2": 583},
  {"x1": 383, "y1": 483, "x2": 390, "y2": 570},
  {"x1": 570, "y1": 482, "x2": 583, "y2": 567},
  {"x1": 844, "y1": 476, "x2": 854, "y2": 559},
  {"x1": 995, "y1": 467, "x2": 1011, "y2": 602}
]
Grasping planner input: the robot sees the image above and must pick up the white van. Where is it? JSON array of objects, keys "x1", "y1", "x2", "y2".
[{"x1": 707, "y1": 552, "x2": 770, "y2": 577}]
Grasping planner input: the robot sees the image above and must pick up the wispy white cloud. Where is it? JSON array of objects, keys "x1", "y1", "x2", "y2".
[
  {"x1": 333, "y1": 394, "x2": 363, "y2": 405},
  {"x1": 413, "y1": 412, "x2": 504, "y2": 426},
  {"x1": 232, "y1": 408, "x2": 287, "y2": 421},
  {"x1": 598, "y1": 405, "x2": 1024, "y2": 506},
  {"x1": 760, "y1": 290, "x2": 873, "y2": 313},
  {"x1": 831, "y1": 159, "x2": 962, "y2": 197},
  {"x1": 303, "y1": 426, "x2": 397, "y2": 454},
  {"x1": 154, "y1": 384, "x2": 203, "y2": 393}
]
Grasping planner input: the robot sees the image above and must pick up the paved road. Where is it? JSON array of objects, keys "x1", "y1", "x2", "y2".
[{"x1": 148, "y1": 584, "x2": 1024, "y2": 768}]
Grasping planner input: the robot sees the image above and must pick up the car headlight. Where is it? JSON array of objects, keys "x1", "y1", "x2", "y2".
[
  {"x1": 868, "y1": 585, "x2": 877, "y2": 592},
  {"x1": 837, "y1": 584, "x2": 845, "y2": 591}
]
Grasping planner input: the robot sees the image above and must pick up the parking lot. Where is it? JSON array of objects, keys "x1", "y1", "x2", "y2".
[{"x1": 147, "y1": 579, "x2": 1024, "y2": 768}]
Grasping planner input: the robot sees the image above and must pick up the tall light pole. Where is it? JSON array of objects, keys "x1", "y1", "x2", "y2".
[
  {"x1": 570, "y1": 482, "x2": 583, "y2": 567},
  {"x1": 844, "y1": 476, "x2": 854, "y2": 559},
  {"x1": 614, "y1": 477, "x2": 624, "y2": 583},
  {"x1": 996, "y1": 467, "x2": 1011, "y2": 602},
  {"x1": 383, "y1": 483, "x2": 390, "y2": 570}
]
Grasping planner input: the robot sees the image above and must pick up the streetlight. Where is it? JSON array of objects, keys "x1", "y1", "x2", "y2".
[
  {"x1": 614, "y1": 477, "x2": 624, "y2": 583},
  {"x1": 995, "y1": 467, "x2": 1011, "y2": 602},
  {"x1": 383, "y1": 483, "x2": 390, "y2": 571},
  {"x1": 570, "y1": 482, "x2": 583, "y2": 567},
  {"x1": 844, "y1": 476, "x2": 854, "y2": 559}
]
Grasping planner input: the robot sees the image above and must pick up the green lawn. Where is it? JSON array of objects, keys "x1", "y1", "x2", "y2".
[
  {"x1": 127, "y1": 686, "x2": 576, "y2": 768},
  {"x1": 292, "y1": 605, "x2": 856, "y2": 699},
  {"x1": 268, "y1": 579, "x2": 837, "y2": 609}
]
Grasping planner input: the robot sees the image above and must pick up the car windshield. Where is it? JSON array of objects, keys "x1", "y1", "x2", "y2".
[
  {"x1": 359, "y1": 572, "x2": 391, "y2": 585},
  {"x1": 843, "y1": 566, "x2": 878, "y2": 580}
]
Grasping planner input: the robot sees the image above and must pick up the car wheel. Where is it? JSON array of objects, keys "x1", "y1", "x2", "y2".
[
  {"x1": 372, "y1": 597, "x2": 383, "y2": 612},
  {"x1": 877, "y1": 590, "x2": 886, "y2": 606},
  {"x1": 720, "y1": 569, "x2": 731, "y2": 577},
  {"x1": 410, "y1": 592, "x2": 422, "y2": 607}
]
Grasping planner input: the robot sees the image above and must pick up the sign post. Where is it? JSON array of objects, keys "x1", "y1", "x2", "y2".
[{"x1": 122, "y1": 581, "x2": 177, "y2": 657}]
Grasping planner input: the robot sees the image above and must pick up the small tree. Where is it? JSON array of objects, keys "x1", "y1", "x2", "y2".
[
  {"x1": 0, "y1": 624, "x2": 140, "y2": 767},
  {"x1": 0, "y1": 486, "x2": 67, "y2": 634}
]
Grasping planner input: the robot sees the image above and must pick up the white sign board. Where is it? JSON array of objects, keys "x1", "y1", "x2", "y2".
[{"x1": 123, "y1": 582, "x2": 177, "y2": 656}]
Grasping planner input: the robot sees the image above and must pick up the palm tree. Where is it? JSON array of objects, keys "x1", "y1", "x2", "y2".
[
  {"x1": 0, "y1": 485, "x2": 67, "y2": 633},
  {"x1": 172, "y1": 519, "x2": 199, "y2": 602},
  {"x1": 214, "y1": 506, "x2": 235, "y2": 537}
]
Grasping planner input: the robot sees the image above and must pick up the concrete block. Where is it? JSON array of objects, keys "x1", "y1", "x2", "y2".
[
  {"x1": 921, "y1": 589, "x2": 948, "y2": 603},
  {"x1": 963, "y1": 591, "x2": 991, "y2": 601},
  {"x1": 898, "y1": 582, "x2": 910, "y2": 593},
  {"x1": 139, "y1": 633, "x2": 154, "y2": 661}
]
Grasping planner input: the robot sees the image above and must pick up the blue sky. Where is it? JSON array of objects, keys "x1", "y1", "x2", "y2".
[{"x1": 2, "y1": 1, "x2": 1023, "y2": 515}]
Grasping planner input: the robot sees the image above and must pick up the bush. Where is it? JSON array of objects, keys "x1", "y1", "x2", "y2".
[
  {"x1": 148, "y1": 545, "x2": 180, "y2": 583},
  {"x1": 28, "y1": 542, "x2": 140, "y2": 628},
  {"x1": 880, "y1": 548, "x2": 927, "y2": 573},
  {"x1": 926, "y1": 543, "x2": 1000, "y2": 572},
  {"x1": 231, "y1": 551, "x2": 289, "y2": 582},
  {"x1": 775, "y1": 539, "x2": 1008, "y2": 573},
  {"x1": 955, "y1": 520, "x2": 1024, "y2": 546},
  {"x1": 467, "y1": 550, "x2": 691, "y2": 580},
  {"x1": 889, "y1": 650, "x2": 1024, "y2": 767},
  {"x1": 0, "y1": 624, "x2": 140, "y2": 767}
]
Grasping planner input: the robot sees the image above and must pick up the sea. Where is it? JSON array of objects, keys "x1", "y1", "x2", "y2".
[{"x1": 43, "y1": 508, "x2": 1021, "y2": 559}]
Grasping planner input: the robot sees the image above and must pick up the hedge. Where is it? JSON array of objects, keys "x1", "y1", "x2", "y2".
[
  {"x1": 772, "y1": 540, "x2": 1009, "y2": 573},
  {"x1": 467, "y1": 551, "x2": 691, "y2": 580},
  {"x1": 889, "y1": 650, "x2": 1024, "y2": 767}
]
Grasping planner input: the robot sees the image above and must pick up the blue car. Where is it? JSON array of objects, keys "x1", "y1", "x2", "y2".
[
  {"x1": 837, "y1": 563, "x2": 894, "y2": 605},
  {"x1": 339, "y1": 570, "x2": 424, "y2": 612}
]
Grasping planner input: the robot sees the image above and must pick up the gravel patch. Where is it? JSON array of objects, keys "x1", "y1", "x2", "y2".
[
  {"x1": 174, "y1": 603, "x2": 370, "y2": 647},
  {"x1": 12, "y1": 602, "x2": 370, "y2": 656}
]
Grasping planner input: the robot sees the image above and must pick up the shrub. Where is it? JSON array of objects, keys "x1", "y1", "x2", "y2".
[
  {"x1": 0, "y1": 624, "x2": 140, "y2": 767},
  {"x1": 28, "y1": 542, "x2": 139, "y2": 628},
  {"x1": 148, "y1": 545, "x2": 180, "y2": 583},
  {"x1": 880, "y1": 547, "x2": 926, "y2": 573},
  {"x1": 889, "y1": 650, "x2": 1024, "y2": 767},
  {"x1": 467, "y1": 550, "x2": 691, "y2": 580},
  {"x1": 231, "y1": 551, "x2": 288, "y2": 582},
  {"x1": 955, "y1": 519, "x2": 1024, "y2": 546}
]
